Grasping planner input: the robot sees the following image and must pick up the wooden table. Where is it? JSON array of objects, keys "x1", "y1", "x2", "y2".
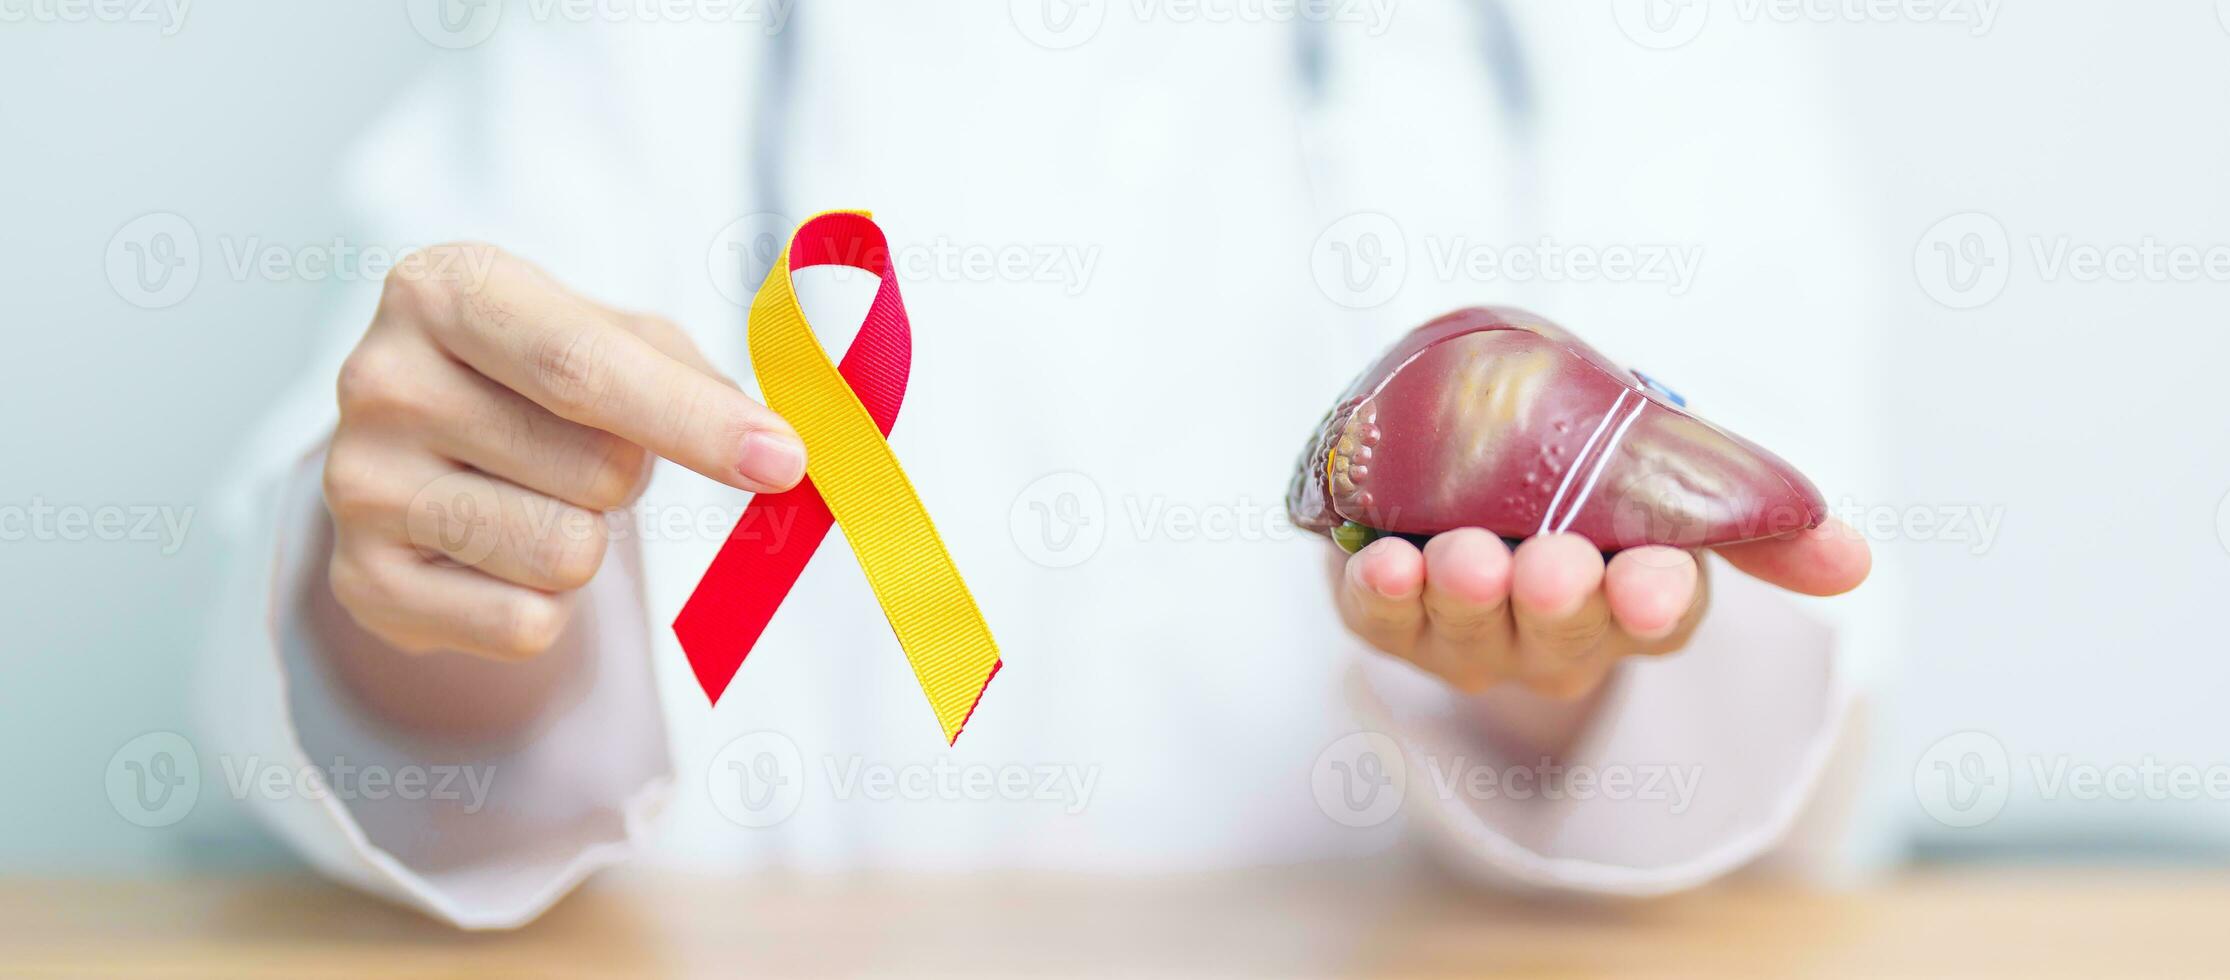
[{"x1": 4, "y1": 865, "x2": 2225, "y2": 977}]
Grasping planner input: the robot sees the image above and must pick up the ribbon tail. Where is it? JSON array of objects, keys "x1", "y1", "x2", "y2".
[
  {"x1": 947, "y1": 659, "x2": 1003, "y2": 746},
  {"x1": 672, "y1": 482, "x2": 836, "y2": 704}
]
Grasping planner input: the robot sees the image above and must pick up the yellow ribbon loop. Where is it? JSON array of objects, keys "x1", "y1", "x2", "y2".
[{"x1": 748, "y1": 211, "x2": 1001, "y2": 744}]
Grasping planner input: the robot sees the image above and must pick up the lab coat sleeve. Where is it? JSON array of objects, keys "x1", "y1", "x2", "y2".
[
  {"x1": 191, "y1": 28, "x2": 705, "y2": 928},
  {"x1": 195, "y1": 428, "x2": 674, "y2": 929},
  {"x1": 1351, "y1": 558, "x2": 1860, "y2": 896}
]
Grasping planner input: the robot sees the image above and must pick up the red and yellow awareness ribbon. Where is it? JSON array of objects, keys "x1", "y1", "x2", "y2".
[{"x1": 673, "y1": 211, "x2": 1001, "y2": 744}]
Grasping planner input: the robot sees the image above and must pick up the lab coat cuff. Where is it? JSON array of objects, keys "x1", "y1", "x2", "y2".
[{"x1": 1351, "y1": 556, "x2": 1853, "y2": 897}]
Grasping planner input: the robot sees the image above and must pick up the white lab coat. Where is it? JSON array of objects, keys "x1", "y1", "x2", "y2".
[{"x1": 197, "y1": 3, "x2": 1887, "y2": 929}]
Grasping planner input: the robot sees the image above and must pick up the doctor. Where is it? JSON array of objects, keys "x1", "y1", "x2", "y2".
[{"x1": 201, "y1": 2, "x2": 1875, "y2": 928}]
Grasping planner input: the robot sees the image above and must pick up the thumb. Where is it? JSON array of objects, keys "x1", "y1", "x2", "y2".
[{"x1": 1712, "y1": 517, "x2": 1871, "y2": 596}]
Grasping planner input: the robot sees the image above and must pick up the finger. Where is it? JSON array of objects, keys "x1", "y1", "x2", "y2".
[
  {"x1": 1510, "y1": 533, "x2": 1612, "y2": 673},
  {"x1": 1714, "y1": 516, "x2": 1871, "y2": 596},
  {"x1": 1338, "y1": 537, "x2": 1426, "y2": 656},
  {"x1": 1603, "y1": 546, "x2": 1700, "y2": 642},
  {"x1": 329, "y1": 537, "x2": 577, "y2": 661},
  {"x1": 333, "y1": 441, "x2": 611, "y2": 594},
  {"x1": 421, "y1": 358, "x2": 653, "y2": 512},
  {"x1": 411, "y1": 254, "x2": 805, "y2": 493},
  {"x1": 402, "y1": 467, "x2": 609, "y2": 594},
  {"x1": 1418, "y1": 529, "x2": 1515, "y2": 688},
  {"x1": 340, "y1": 337, "x2": 654, "y2": 512}
]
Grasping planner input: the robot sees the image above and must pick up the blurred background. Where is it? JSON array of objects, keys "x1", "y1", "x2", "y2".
[{"x1": 3, "y1": 1, "x2": 2228, "y2": 875}]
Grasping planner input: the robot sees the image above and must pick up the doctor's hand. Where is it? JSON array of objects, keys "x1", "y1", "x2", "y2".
[
  {"x1": 320, "y1": 246, "x2": 805, "y2": 661},
  {"x1": 1333, "y1": 521, "x2": 1869, "y2": 699}
]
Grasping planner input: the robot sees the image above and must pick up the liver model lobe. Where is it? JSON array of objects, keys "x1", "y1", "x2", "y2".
[{"x1": 1288, "y1": 307, "x2": 1826, "y2": 552}]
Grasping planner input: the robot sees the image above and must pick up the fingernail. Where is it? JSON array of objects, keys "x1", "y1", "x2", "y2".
[{"x1": 737, "y1": 430, "x2": 806, "y2": 490}]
